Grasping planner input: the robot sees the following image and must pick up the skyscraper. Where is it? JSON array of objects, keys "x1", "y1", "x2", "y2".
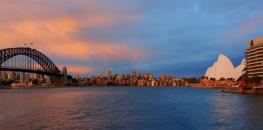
[
  {"x1": 106, "y1": 69, "x2": 112, "y2": 79},
  {"x1": 19, "y1": 72, "x2": 24, "y2": 82},
  {"x1": 246, "y1": 37, "x2": 263, "y2": 78},
  {"x1": 0, "y1": 64, "x2": 1, "y2": 80},
  {"x1": 62, "y1": 67, "x2": 68, "y2": 85},
  {"x1": 7, "y1": 72, "x2": 15, "y2": 80},
  {"x1": 1, "y1": 71, "x2": 6, "y2": 80}
]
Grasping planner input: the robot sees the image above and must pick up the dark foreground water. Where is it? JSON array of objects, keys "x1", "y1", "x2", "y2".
[{"x1": 1, "y1": 87, "x2": 263, "y2": 130}]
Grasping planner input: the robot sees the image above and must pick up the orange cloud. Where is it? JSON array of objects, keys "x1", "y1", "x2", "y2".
[
  {"x1": 0, "y1": 0, "x2": 146, "y2": 63},
  {"x1": 96, "y1": 43, "x2": 144, "y2": 62},
  {"x1": 0, "y1": 13, "x2": 145, "y2": 61},
  {"x1": 58, "y1": 64, "x2": 95, "y2": 75}
]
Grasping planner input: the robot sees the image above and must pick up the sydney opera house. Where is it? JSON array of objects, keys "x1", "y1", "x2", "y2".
[
  {"x1": 205, "y1": 36, "x2": 263, "y2": 82},
  {"x1": 205, "y1": 54, "x2": 246, "y2": 81},
  {"x1": 192, "y1": 37, "x2": 263, "y2": 90}
]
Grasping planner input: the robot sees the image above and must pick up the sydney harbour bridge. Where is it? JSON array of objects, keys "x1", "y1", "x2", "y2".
[{"x1": 0, "y1": 47, "x2": 70, "y2": 87}]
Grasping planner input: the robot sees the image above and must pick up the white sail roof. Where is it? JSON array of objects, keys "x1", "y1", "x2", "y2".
[{"x1": 205, "y1": 54, "x2": 245, "y2": 81}]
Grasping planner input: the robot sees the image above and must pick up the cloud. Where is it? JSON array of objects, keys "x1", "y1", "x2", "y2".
[
  {"x1": 0, "y1": 0, "x2": 147, "y2": 67},
  {"x1": 57, "y1": 64, "x2": 95, "y2": 75},
  {"x1": 0, "y1": 0, "x2": 149, "y2": 76},
  {"x1": 226, "y1": 12, "x2": 263, "y2": 41},
  {"x1": 1, "y1": 0, "x2": 263, "y2": 77}
]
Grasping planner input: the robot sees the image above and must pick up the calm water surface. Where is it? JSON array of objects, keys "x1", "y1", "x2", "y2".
[{"x1": 1, "y1": 87, "x2": 263, "y2": 130}]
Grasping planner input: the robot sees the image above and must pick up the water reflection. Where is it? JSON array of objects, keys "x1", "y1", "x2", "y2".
[
  {"x1": 0, "y1": 88, "x2": 88, "y2": 129},
  {"x1": 1, "y1": 87, "x2": 263, "y2": 130},
  {"x1": 209, "y1": 92, "x2": 245, "y2": 129},
  {"x1": 242, "y1": 95, "x2": 263, "y2": 130}
]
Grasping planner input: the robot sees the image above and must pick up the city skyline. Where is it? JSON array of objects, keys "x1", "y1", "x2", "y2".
[{"x1": 1, "y1": 0, "x2": 263, "y2": 76}]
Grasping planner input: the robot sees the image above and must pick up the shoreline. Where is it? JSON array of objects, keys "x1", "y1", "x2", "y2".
[
  {"x1": 0, "y1": 85, "x2": 181, "y2": 89},
  {"x1": 3, "y1": 86, "x2": 263, "y2": 95},
  {"x1": 191, "y1": 86, "x2": 224, "y2": 89},
  {"x1": 223, "y1": 87, "x2": 263, "y2": 94}
]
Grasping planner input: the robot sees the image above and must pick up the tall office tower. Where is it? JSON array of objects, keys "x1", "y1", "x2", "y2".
[
  {"x1": 106, "y1": 69, "x2": 112, "y2": 79},
  {"x1": 246, "y1": 37, "x2": 263, "y2": 78}
]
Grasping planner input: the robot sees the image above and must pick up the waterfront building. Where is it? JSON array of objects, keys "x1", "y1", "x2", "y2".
[
  {"x1": 7, "y1": 72, "x2": 15, "y2": 80},
  {"x1": 246, "y1": 37, "x2": 263, "y2": 78},
  {"x1": 76, "y1": 74, "x2": 80, "y2": 81},
  {"x1": 0, "y1": 72, "x2": 4, "y2": 80},
  {"x1": 1, "y1": 71, "x2": 7, "y2": 80},
  {"x1": 106, "y1": 69, "x2": 112, "y2": 79},
  {"x1": 76, "y1": 70, "x2": 188, "y2": 87},
  {"x1": 19, "y1": 72, "x2": 24, "y2": 82},
  {"x1": 0, "y1": 65, "x2": 1, "y2": 80},
  {"x1": 131, "y1": 71, "x2": 139, "y2": 80},
  {"x1": 205, "y1": 54, "x2": 245, "y2": 81},
  {"x1": 62, "y1": 67, "x2": 68, "y2": 85},
  {"x1": 138, "y1": 79, "x2": 146, "y2": 86},
  {"x1": 191, "y1": 78, "x2": 235, "y2": 88},
  {"x1": 25, "y1": 73, "x2": 30, "y2": 82},
  {"x1": 33, "y1": 73, "x2": 38, "y2": 79}
]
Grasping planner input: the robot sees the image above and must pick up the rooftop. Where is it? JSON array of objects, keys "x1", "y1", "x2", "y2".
[{"x1": 249, "y1": 36, "x2": 263, "y2": 48}]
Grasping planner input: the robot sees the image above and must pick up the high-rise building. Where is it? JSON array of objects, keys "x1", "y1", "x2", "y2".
[
  {"x1": 0, "y1": 65, "x2": 2, "y2": 80},
  {"x1": 106, "y1": 69, "x2": 112, "y2": 79},
  {"x1": 24, "y1": 73, "x2": 29, "y2": 82},
  {"x1": 7, "y1": 72, "x2": 15, "y2": 80},
  {"x1": 1, "y1": 71, "x2": 6, "y2": 80},
  {"x1": 62, "y1": 67, "x2": 68, "y2": 85},
  {"x1": 0, "y1": 65, "x2": 1, "y2": 80},
  {"x1": 19, "y1": 72, "x2": 24, "y2": 82},
  {"x1": 246, "y1": 37, "x2": 263, "y2": 78},
  {"x1": 132, "y1": 71, "x2": 137, "y2": 77}
]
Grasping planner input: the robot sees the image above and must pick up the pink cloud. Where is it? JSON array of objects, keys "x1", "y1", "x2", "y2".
[
  {"x1": 57, "y1": 64, "x2": 95, "y2": 75},
  {"x1": 0, "y1": 0, "x2": 149, "y2": 77},
  {"x1": 0, "y1": 1, "x2": 146, "y2": 62},
  {"x1": 224, "y1": 11, "x2": 263, "y2": 43},
  {"x1": 233, "y1": 14, "x2": 263, "y2": 38}
]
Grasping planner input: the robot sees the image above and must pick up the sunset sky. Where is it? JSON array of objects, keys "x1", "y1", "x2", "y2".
[{"x1": 1, "y1": 0, "x2": 263, "y2": 77}]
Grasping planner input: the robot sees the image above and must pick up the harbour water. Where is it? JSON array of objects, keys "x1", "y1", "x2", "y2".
[{"x1": 1, "y1": 87, "x2": 263, "y2": 130}]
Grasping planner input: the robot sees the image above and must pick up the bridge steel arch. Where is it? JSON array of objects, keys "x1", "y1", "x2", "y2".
[{"x1": 0, "y1": 47, "x2": 61, "y2": 76}]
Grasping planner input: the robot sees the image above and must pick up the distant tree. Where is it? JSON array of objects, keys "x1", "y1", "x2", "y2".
[
  {"x1": 250, "y1": 77, "x2": 261, "y2": 83},
  {"x1": 210, "y1": 78, "x2": 216, "y2": 81},
  {"x1": 201, "y1": 76, "x2": 206, "y2": 79},
  {"x1": 0, "y1": 80, "x2": 14, "y2": 86},
  {"x1": 219, "y1": 77, "x2": 226, "y2": 81},
  {"x1": 184, "y1": 77, "x2": 200, "y2": 83},
  {"x1": 71, "y1": 78, "x2": 79, "y2": 86},
  {"x1": 31, "y1": 79, "x2": 39, "y2": 85},
  {"x1": 226, "y1": 78, "x2": 234, "y2": 81}
]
